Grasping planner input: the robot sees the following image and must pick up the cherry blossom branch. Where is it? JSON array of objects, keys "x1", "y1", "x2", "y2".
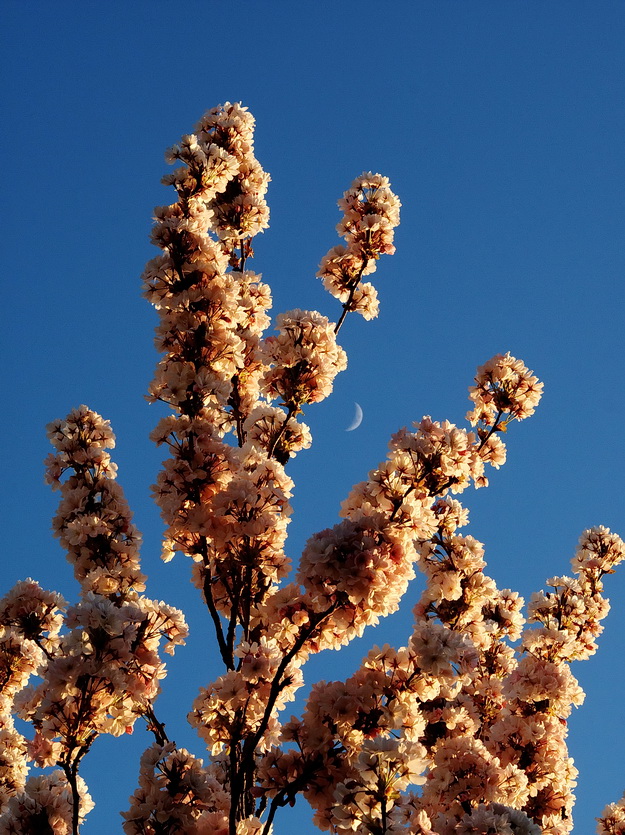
[
  {"x1": 143, "y1": 704, "x2": 170, "y2": 746},
  {"x1": 62, "y1": 761, "x2": 82, "y2": 835},
  {"x1": 224, "y1": 602, "x2": 340, "y2": 833},
  {"x1": 201, "y1": 561, "x2": 234, "y2": 670},
  {"x1": 14, "y1": 103, "x2": 620, "y2": 835},
  {"x1": 333, "y1": 258, "x2": 369, "y2": 336},
  {"x1": 267, "y1": 405, "x2": 297, "y2": 460}
]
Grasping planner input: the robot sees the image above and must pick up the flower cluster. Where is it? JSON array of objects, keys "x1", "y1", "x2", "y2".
[
  {"x1": 195, "y1": 102, "x2": 270, "y2": 262},
  {"x1": 263, "y1": 498, "x2": 624, "y2": 835},
  {"x1": 485, "y1": 526, "x2": 625, "y2": 832},
  {"x1": 122, "y1": 743, "x2": 230, "y2": 835},
  {"x1": 295, "y1": 407, "x2": 513, "y2": 650},
  {"x1": 0, "y1": 580, "x2": 67, "y2": 811},
  {"x1": 189, "y1": 637, "x2": 303, "y2": 756},
  {"x1": 45, "y1": 406, "x2": 145, "y2": 596},
  {"x1": 145, "y1": 103, "x2": 272, "y2": 429},
  {"x1": 0, "y1": 407, "x2": 187, "y2": 832},
  {"x1": 261, "y1": 310, "x2": 347, "y2": 410},
  {"x1": 467, "y1": 353, "x2": 544, "y2": 429},
  {"x1": 0, "y1": 772, "x2": 93, "y2": 835},
  {"x1": 598, "y1": 793, "x2": 625, "y2": 835},
  {"x1": 318, "y1": 173, "x2": 401, "y2": 322}
]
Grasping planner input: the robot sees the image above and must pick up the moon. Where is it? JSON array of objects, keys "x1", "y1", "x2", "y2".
[{"x1": 345, "y1": 402, "x2": 363, "y2": 432}]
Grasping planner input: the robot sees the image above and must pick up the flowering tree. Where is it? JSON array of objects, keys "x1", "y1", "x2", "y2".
[{"x1": 0, "y1": 102, "x2": 623, "y2": 835}]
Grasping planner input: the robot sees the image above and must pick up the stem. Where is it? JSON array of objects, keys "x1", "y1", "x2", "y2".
[
  {"x1": 229, "y1": 374, "x2": 246, "y2": 447},
  {"x1": 267, "y1": 405, "x2": 296, "y2": 459},
  {"x1": 225, "y1": 603, "x2": 339, "y2": 835},
  {"x1": 144, "y1": 704, "x2": 169, "y2": 746},
  {"x1": 263, "y1": 790, "x2": 287, "y2": 835},
  {"x1": 380, "y1": 788, "x2": 388, "y2": 835},
  {"x1": 202, "y1": 560, "x2": 234, "y2": 669},
  {"x1": 260, "y1": 755, "x2": 321, "y2": 835},
  {"x1": 226, "y1": 567, "x2": 243, "y2": 659},
  {"x1": 70, "y1": 767, "x2": 81, "y2": 835},
  {"x1": 333, "y1": 239, "x2": 371, "y2": 336},
  {"x1": 477, "y1": 409, "x2": 505, "y2": 451},
  {"x1": 240, "y1": 602, "x2": 338, "y2": 770},
  {"x1": 228, "y1": 712, "x2": 243, "y2": 835},
  {"x1": 62, "y1": 760, "x2": 82, "y2": 835},
  {"x1": 242, "y1": 562, "x2": 253, "y2": 643},
  {"x1": 334, "y1": 300, "x2": 351, "y2": 335},
  {"x1": 33, "y1": 637, "x2": 56, "y2": 661},
  {"x1": 333, "y1": 261, "x2": 368, "y2": 337}
]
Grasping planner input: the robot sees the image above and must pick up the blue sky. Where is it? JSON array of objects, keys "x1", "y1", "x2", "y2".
[{"x1": 2, "y1": 2, "x2": 625, "y2": 832}]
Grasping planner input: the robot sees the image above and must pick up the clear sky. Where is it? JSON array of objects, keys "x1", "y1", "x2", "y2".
[{"x1": 2, "y1": 2, "x2": 625, "y2": 833}]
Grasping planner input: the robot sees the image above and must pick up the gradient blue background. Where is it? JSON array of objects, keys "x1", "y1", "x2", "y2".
[{"x1": 2, "y1": 2, "x2": 624, "y2": 832}]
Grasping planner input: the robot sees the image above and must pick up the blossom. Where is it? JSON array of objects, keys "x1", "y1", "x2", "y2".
[
  {"x1": 0, "y1": 772, "x2": 93, "y2": 835},
  {"x1": 122, "y1": 743, "x2": 229, "y2": 835},
  {"x1": 261, "y1": 309, "x2": 348, "y2": 407},
  {"x1": 598, "y1": 792, "x2": 625, "y2": 835},
  {"x1": 455, "y1": 803, "x2": 541, "y2": 835},
  {"x1": 467, "y1": 353, "x2": 543, "y2": 427}
]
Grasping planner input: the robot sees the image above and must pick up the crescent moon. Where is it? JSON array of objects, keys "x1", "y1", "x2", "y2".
[{"x1": 345, "y1": 402, "x2": 363, "y2": 432}]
